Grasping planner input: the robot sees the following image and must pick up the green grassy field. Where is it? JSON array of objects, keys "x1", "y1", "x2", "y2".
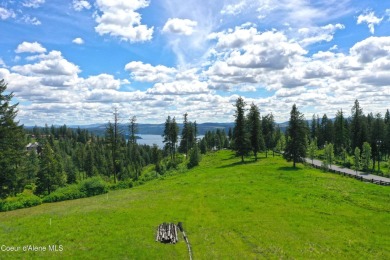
[{"x1": 0, "y1": 150, "x2": 389, "y2": 259}]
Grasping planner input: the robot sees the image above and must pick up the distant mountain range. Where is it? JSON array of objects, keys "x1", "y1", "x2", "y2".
[
  {"x1": 25, "y1": 121, "x2": 290, "y2": 136},
  {"x1": 77, "y1": 122, "x2": 237, "y2": 136}
]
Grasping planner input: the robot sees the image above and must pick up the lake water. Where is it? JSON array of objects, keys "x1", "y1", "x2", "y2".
[
  {"x1": 136, "y1": 134, "x2": 164, "y2": 148},
  {"x1": 136, "y1": 134, "x2": 204, "y2": 148}
]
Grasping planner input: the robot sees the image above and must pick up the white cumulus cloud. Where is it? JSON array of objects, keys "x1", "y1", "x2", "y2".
[
  {"x1": 15, "y1": 42, "x2": 47, "y2": 54},
  {"x1": 125, "y1": 61, "x2": 176, "y2": 82},
  {"x1": 83, "y1": 74, "x2": 121, "y2": 90},
  {"x1": 12, "y1": 50, "x2": 80, "y2": 77},
  {"x1": 162, "y1": 18, "x2": 198, "y2": 36},
  {"x1": 72, "y1": 37, "x2": 84, "y2": 45},
  {"x1": 94, "y1": 0, "x2": 153, "y2": 43}
]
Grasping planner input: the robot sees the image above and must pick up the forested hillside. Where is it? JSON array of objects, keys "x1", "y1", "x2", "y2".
[{"x1": 1, "y1": 79, "x2": 390, "y2": 210}]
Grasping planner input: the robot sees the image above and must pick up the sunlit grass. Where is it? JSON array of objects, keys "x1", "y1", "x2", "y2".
[{"x1": 0, "y1": 150, "x2": 389, "y2": 259}]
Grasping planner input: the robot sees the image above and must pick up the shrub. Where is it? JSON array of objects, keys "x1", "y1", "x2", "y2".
[
  {"x1": 110, "y1": 179, "x2": 134, "y2": 190},
  {"x1": 43, "y1": 184, "x2": 86, "y2": 203},
  {"x1": 140, "y1": 171, "x2": 159, "y2": 182},
  {"x1": 80, "y1": 177, "x2": 108, "y2": 197},
  {"x1": 43, "y1": 177, "x2": 108, "y2": 203},
  {"x1": 188, "y1": 145, "x2": 201, "y2": 168},
  {"x1": 0, "y1": 192, "x2": 42, "y2": 212}
]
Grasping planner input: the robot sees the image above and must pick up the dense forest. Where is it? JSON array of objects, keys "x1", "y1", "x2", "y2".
[{"x1": 1, "y1": 79, "x2": 390, "y2": 209}]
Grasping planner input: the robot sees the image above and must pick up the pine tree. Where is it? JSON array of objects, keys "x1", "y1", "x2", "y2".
[
  {"x1": 151, "y1": 144, "x2": 162, "y2": 174},
  {"x1": 36, "y1": 142, "x2": 66, "y2": 195},
  {"x1": 370, "y1": 113, "x2": 385, "y2": 172},
  {"x1": 0, "y1": 79, "x2": 26, "y2": 198},
  {"x1": 233, "y1": 97, "x2": 250, "y2": 162},
  {"x1": 188, "y1": 144, "x2": 201, "y2": 168},
  {"x1": 310, "y1": 114, "x2": 317, "y2": 140},
  {"x1": 262, "y1": 113, "x2": 275, "y2": 157},
  {"x1": 350, "y1": 99, "x2": 368, "y2": 150},
  {"x1": 385, "y1": 109, "x2": 390, "y2": 160},
  {"x1": 163, "y1": 116, "x2": 179, "y2": 160},
  {"x1": 334, "y1": 109, "x2": 349, "y2": 155},
  {"x1": 170, "y1": 117, "x2": 179, "y2": 159},
  {"x1": 179, "y1": 113, "x2": 194, "y2": 157},
  {"x1": 283, "y1": 104, "x2": 308, "y2": 168},
  {"x1": 105, "y1": 108, "x2": 122, "y2": 183},
  {"x1": 247, "y1": 103, "x2": 264, "y2": 161},
  {"x1": 129, "y1": 115, "x2": 138, "y2": 145}
]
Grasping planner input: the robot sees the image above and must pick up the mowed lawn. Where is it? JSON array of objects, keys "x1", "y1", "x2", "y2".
[{"x1": 0, "y1": 150, "x2": 389, "y2": 259}]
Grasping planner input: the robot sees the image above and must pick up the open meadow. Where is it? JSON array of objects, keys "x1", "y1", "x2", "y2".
[{"x1": 0, "y1": 150, "x2": 389, "y2": 259}]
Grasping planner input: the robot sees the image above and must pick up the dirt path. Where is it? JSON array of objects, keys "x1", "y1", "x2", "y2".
[{"x1": 305, "y1": 158, "x2": 390, "y2": 185}]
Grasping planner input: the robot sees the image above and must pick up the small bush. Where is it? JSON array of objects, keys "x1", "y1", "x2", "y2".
[
  {"x1": 0, "y1": 192, "x2": 42, "y2": 212},
  {"x1": 43, "y1": 177, "x2": 108, "y2": 203},
  {"x1": 141, "y1": 171, "x2": 159, "y2": 182},
  {"x1": 110, "y1": 179, "x2": 134, "y2": 190},
  {"x1": 188, "y1": 145, "x2": 201, "y2": 169},
  {"x1": 43, "y1": 184, "x2": 86, "y2": 203},
  {"x1": 80, "y1": 177, "x2": 108, "y2": 197}
]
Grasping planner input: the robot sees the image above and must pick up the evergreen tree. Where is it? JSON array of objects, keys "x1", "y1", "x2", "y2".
[
  {"x1": 105, "y1": 109, "x2": 122, "y2": 183},
  {"x1": 85, "y1": 146, "x2": 96, "y2": 177},
  {"x1": 199, "y1": 138, "x2": 207, "y2": 154},
  {"x1": 179, "y1": 113, "x2": 194, "y2": 157},
  {"x1": 319, "y1": 114, "x2": 334, "y2": 147},
  {"x1": 350, "y1": 99, "x2": 368, "y2": 150},
  {"x1": 334, "y1": 109, "x2": 349, "y2": 155},
  {"x1": 188, "y1": 144, "x2": 201, "y2": 168},
  {"x1": 310, "y1": 114, "x2": 317, "y2": 140},
  {"x1": 385, "y1": 109, "x2": 390, "y2": 159},
  {"x1": 170, "y1": 117, "x2": 179, "y2": 159},
  {"x1": 247, "y1": 103, "x2": 264, "y2": 161},
  {"x1": 370, "y1": 113, "x2": 385, "y2": 172},
  {"x1": 262, "y1": 113, "x2": 275, "y2": 157},
  {"x1": 0, "y1": 79, "x2": 26, "y2": 198},
  {"x1": 283, "y1": 104, "x2": 308, "y2": 168},
  {"x1": 151, "y1": 144, "x2": 162, "y2": 174},
  {"x1": 36, "y1": 142, "x2": 66, "y2": 195},
  {"x1": 163, "y1": 116, "x2": 179, "y2": 160},
  {"x1": 233, "y1": 97, "x2": 250, "y2": 162},
  {"x1": 129, "y1": 115, "x2": 138, "y2": 145},
  {"x1": 24, "y1": 151, "x2": 39, "y2": 184},
  {"x1": 129, "y1": 144, "x2": 142, "y2": 180}
]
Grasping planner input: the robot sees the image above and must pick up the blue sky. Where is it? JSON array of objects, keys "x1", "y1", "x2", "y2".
[{"x1": 0, "y1": 0, "x2": 389, "y2": 125}]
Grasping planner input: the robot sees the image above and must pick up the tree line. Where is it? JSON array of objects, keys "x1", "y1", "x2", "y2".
[
  {"x1": 231, "y1": 96, "x2": 390, "y2": 172},
  {"x1": 1, "y1": 77, "x2": 390, "y2": 200}
]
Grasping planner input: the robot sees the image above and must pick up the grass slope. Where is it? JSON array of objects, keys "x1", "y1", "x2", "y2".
[{"x1": 0, "y1": 150, "x2": 389, "y2": 259}]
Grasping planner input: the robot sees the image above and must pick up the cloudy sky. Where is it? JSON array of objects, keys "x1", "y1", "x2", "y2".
[{"x1": 0, "y1": 0, "x2": 389, "y2": 126}]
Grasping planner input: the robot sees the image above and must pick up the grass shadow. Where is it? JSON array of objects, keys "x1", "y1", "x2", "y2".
[
  {"x1": 221, "y1": 155, "x2": 237, "y2": 161},
  {"x1": 218, "y1": 160, "x2": 258, "y2": 169},
  {"x1": 277, "y1": 166, "x2": 303, "y2": 172}
]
